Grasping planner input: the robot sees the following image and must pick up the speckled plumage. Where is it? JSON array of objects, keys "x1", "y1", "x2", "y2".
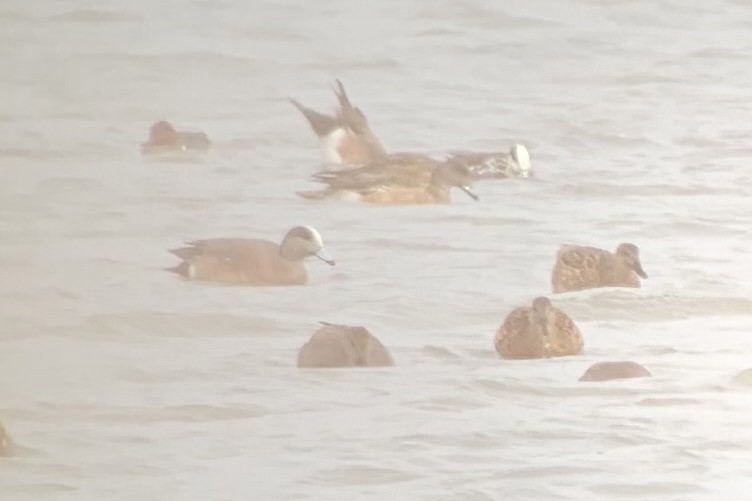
[
  {"x1": 447, "y1": 143, "x2": 532, "y2": 180},
  {"x1": 495, "y1": 297, "x2": 583, "y2": 359},
  {"x1": 551, "y1": 243, "x2": 648, "y2": 293}
]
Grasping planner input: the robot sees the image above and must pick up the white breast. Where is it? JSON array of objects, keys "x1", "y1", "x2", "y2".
[{"x1": 320, "y1": 127, "x2": 347, "y2": 164}]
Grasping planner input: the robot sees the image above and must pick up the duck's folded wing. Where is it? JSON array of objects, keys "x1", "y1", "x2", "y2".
[
  {"x1": 312, "y1": 153, "x2": 435, "y2": 188},
  {"x1": 557, "y1": 246, "x2": 606, "y2": 269},
  {"x1": 170, "y1": 238, "x2": 266, "y2": 263}
]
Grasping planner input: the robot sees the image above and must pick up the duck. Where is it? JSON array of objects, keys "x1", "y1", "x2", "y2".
[
  {"x1": 291, "y1": 80, "x2": 534, "y2": 181},
  {"x1": 297, "y1": 322, "x2": 394, "y2": 368},
  {"x1": 551, "y1": 243, "x2": 648, "y2": 293},
  {"x1": 297, "y1": 154, "x2": 479, "y2": 204},
  {"x1": 447, "y1": 143, "x2": 532, "y2": 180},
  {"x1": 494, "y1": 296, "x2": 583, "y2": 359},
  {"x1": 290, "y1": 80, "x2": 387, "y2": 165},
  {"x1": 166, "y1": 226, "x2": 334, "y2": 285},
  {"x1": 141, "y1": 120, "x2": 211, "y2": 154},
  {"x1": 579, "y1": 361, "x2": 651, "y2": 382}
]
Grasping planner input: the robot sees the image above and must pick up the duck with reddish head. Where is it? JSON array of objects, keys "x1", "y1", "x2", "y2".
[{"x1": 141, "y1": 120, "x2": 211, "y2": 155}]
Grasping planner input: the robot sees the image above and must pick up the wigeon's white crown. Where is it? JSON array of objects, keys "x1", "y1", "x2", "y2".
[
  {"x1": 302, "y1": 225, "x2": 325, "y2": 248},
  {"x1": 512, "y1": 144, "x2": 531, "y2": 171}
]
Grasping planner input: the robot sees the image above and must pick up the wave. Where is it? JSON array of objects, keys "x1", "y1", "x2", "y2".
[
  {"x1": 48, "y1": 9, "x2": 140, "y2": 23},
  {"x1": 552, "y1": 290, "x2": 752, "y2": 322}
]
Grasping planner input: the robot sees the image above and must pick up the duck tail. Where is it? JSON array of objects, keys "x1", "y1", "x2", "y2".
[
  {"x1": 296, "y1": 189, "x2": 331, "y2": 200},
  {"x1": 289, "y1": 98, "x2": 339, "y2": 137},
  {"x1": 164, "y1": 261, "x2": 190, "y2": 277},
  {"x1": 333, "y1": 79, "x2": 352, "y2": 110},
  {"x1": 332, "y1": 80, "x2": 372, "y2": 135}
]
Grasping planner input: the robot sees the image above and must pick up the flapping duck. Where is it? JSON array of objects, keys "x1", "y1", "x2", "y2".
[
  {"x1": 141, "y1": 120, "x2": 211, "y2": 155},
  {"x1": 297, "y1": 322, "x2": 394, "y2": 368}
]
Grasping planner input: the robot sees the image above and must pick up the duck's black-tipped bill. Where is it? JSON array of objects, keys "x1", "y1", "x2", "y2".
[{"x1": 461, "y1": 186, "x2": 480, "y2": 201}]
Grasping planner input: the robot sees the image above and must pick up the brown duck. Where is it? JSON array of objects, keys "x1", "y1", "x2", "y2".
[
  {"x1": 141, "y1": 120, "x2": 211, "y2": 154},
  {"x1": 495, "y1": 297, "x2": 583, "y2": 359},
  {"x1": 167, "y1": 226, "x2": 334, "y2": 286},
  {"x1": 551, "y1": 243, "x2": 648, "y2": 293},
  {"x1": 297, "y1": 322, "x2": 394, "y2": 368},
  {"x1": 297, "y1": 154, "x2": 479, "y2": 204}
]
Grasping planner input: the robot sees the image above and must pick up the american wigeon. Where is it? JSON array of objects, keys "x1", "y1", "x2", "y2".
[
  {"x1": 0, "y1": 421, "x2": 12, "y2": 457},
  {"x1": 297, "y1": 154, "x2": 479, "y2": 204},
  {"x1": 579, "y1": 361, "x2": 651, "y2": 382},
  {"x1": 297, "y1": 322, "x2": 394, "y2": 368},
  {"x1": 551, "y1": 243, "x2": 648, "y2": 293},
  {"x1": 290, "y1": 80, "x2": 387, "y2": 165},
  {"x1": 494, "y1": 297, "x2": 583, "y2": 359},
  {"x1": 167, "y1": 226, "x2": 335, "y2": 286},
  {"x1": 141, "y1": 120, "x2": 211, "y2": 155},
  {"x1": 447, "y1": 143, "x2": 532, "y2": 180}
]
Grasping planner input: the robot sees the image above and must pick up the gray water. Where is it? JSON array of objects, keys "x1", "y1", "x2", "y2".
[{"x1": 1, "y1": 0, "x2": 752, "y2": 499}]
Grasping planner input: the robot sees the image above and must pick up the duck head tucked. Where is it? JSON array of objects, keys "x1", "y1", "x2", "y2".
[{"x1": 297, "y1": 322, "x2": 394, "y2": 368}]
